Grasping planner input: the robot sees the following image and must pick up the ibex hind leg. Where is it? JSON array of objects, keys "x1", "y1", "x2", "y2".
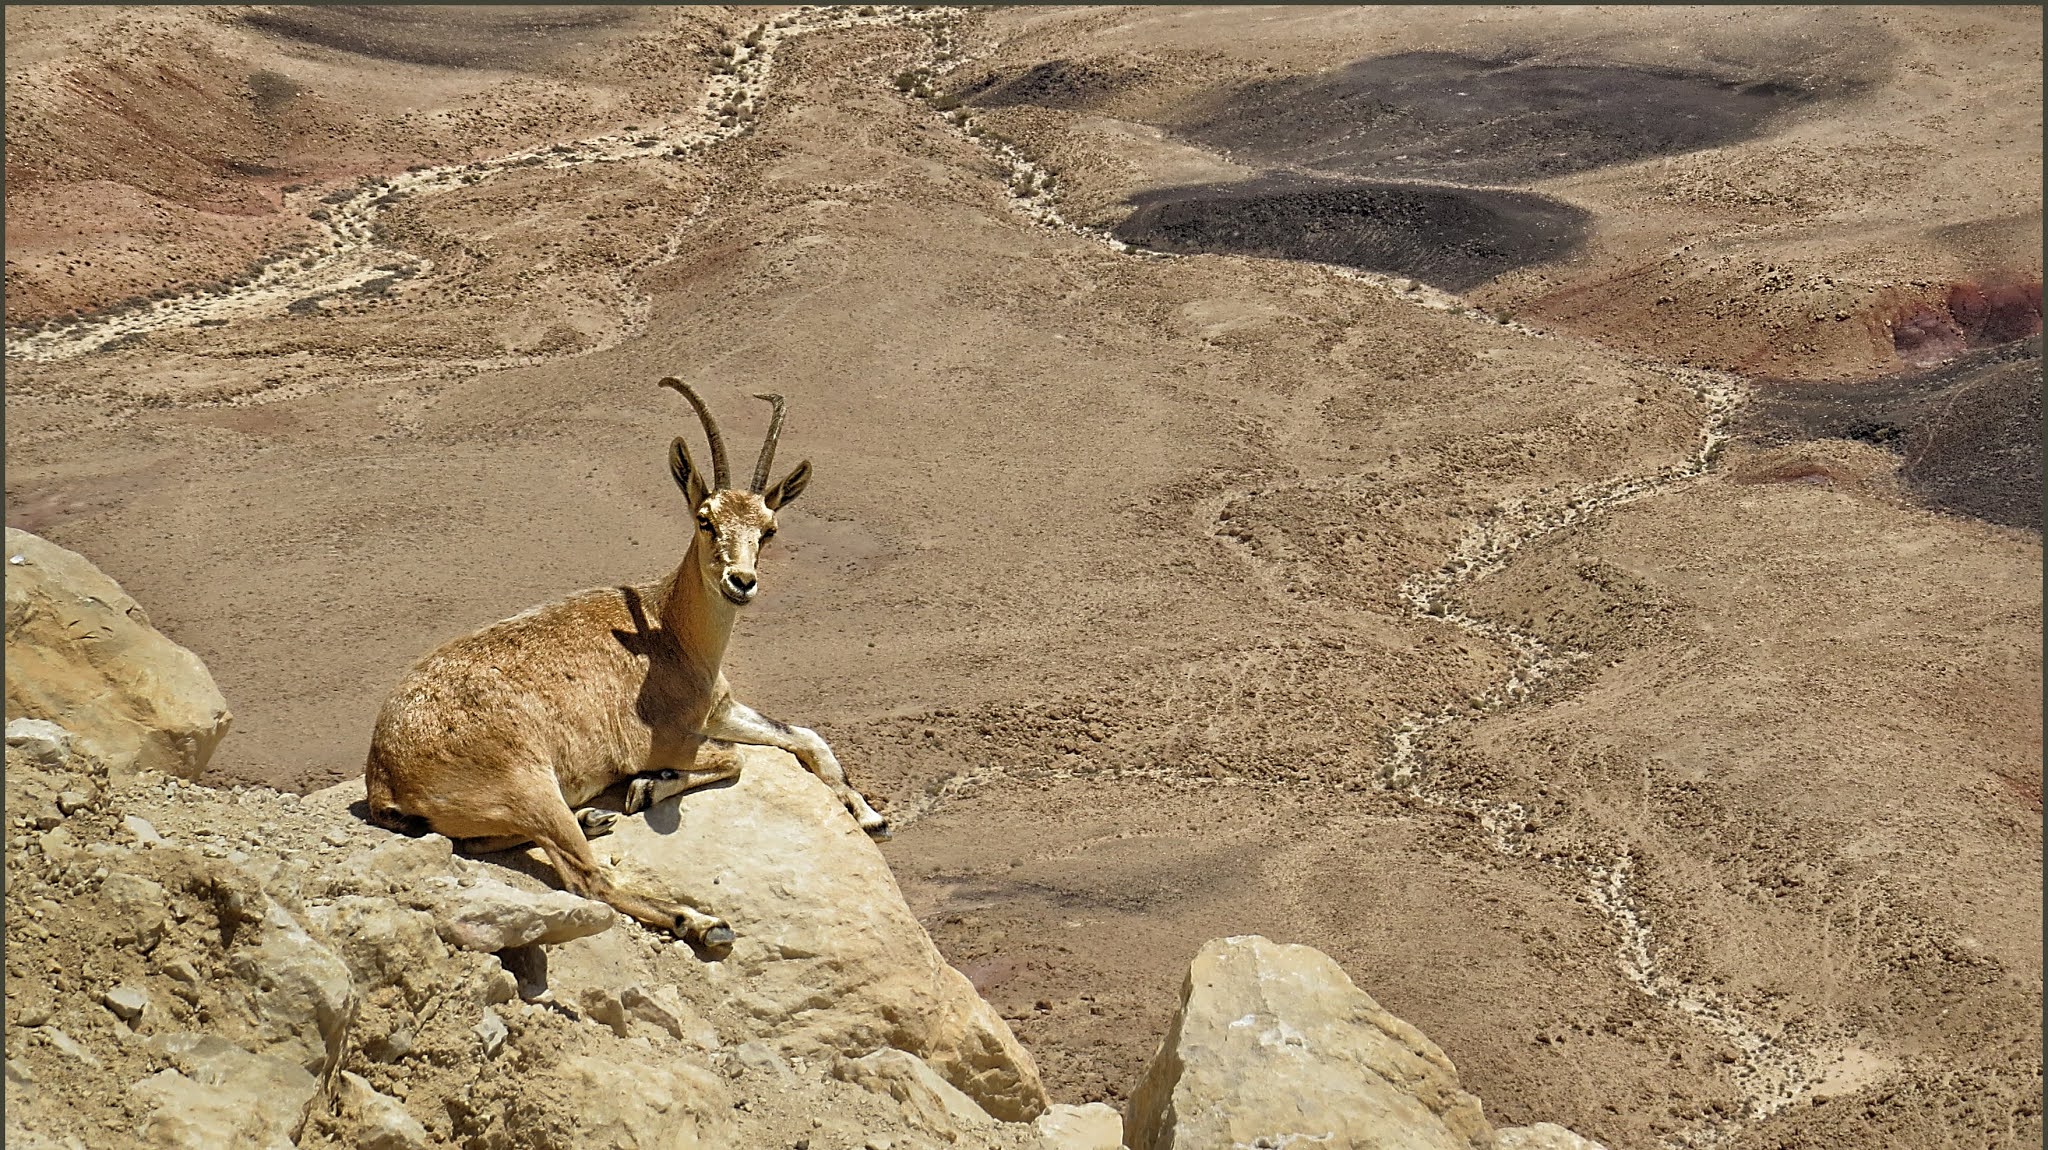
[
  {"x1": 623, "y1": 742, "x2": 747, "y2": 814},
  {"x1": 522, "y1": 796, "x2": 735, "y2": 950},
  {"x1": 457, "y1": 807, "x2": 617, "y2": 854}
]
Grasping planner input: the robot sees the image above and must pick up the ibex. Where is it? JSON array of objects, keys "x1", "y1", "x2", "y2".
[{"x1": 365, "y1": 378, "x2": 889, "y2": 949}]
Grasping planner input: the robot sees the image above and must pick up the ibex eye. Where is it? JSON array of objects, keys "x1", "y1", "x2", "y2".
[{"x1": 696, "y1": 517, "x2": 713, "y2": 532}]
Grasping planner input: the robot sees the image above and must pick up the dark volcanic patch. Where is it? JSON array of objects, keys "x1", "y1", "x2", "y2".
[
  {"x1": 1741, "y1": 337, "x2": 2044, "y2": 531},
  {"x1": 1112, "y1": 176, "x2": 1589, "y2": 292},
  {"x1": 1168, "y1": 51, "x2": 1832, "y2": 185},
  {"x1": 240, "y1": 5, "x2": 641, "y2": 70},
  {"x1": 956, "y1": 57, "x2": 1153, "y2": 111}
]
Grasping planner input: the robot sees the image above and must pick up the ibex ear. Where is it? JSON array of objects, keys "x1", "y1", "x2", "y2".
[
  {"x1": 669, "y1": 438, "x2": 710, "y2": 507},
  {"x1": 763, "y1": 459, "x2": 811, "y2": 510}
]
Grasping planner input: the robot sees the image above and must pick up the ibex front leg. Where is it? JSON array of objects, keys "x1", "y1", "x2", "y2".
[
  {"x1": 704, "y1": 697, "x2": 890, "y2": 839},
  {"x1": 623, "y1": 738, "x2": 746, "y2": 815}
]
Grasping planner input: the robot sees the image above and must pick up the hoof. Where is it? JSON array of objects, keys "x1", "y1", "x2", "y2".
[
  {"x1": 624, "y1": 779, "x2": 654, "y2": 815},
  {"x1": 700, "y1": 924, "x2": 736, "y2": 950},
  {"x1": 863, "y1": 818, "x2": 892, "y2": 842},
  {"x1": 576, "y1": 808, "x2": 619, "y2": 838}
]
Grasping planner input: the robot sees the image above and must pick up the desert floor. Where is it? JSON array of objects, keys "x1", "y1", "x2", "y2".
[{"x1": 5, "y1": 6, "x2": 2040, "y2": 1147}]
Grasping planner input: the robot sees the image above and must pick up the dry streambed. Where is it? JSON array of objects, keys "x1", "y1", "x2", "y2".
[{"x1": 1, "y1": 5, "x2": 937, "y2": 365}]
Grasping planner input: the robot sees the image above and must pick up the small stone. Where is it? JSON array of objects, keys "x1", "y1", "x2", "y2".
[
  {"x1": 735, "y1": 1040, "x2": 794, "y2": 1081},
  {"x1": 121, "y1": 815, "x2": 163, "y2": 845},
  {"x1": 1033, "y1": 1102, "x2": 1124, "y2": 1150},
  {"x1": 56, "y1": 791, "x2": 93, "y2": 816},
  {"x1": 157, "y1": 956, "x2": 201, "y2": 985},
  {"x1": 15, "y1": 1000, "x2": 53, "y2": 1027},
  {"x1": 341, "y1": 1070, "x2": 431, "y2": 1150},
  {"x1": 101, "y1": 872, "x2": 168, "y2": 951},
  {"x1": 104, "y1": 984, "x2": 149, "y2": 1023},
  {"x1": 474, "y1": 1009, "x2": 508, "y2": 1058},
  {"x1": 483, "y1": 968, "x2": 518, "y2": 1005},
  {"x1": 5, "y1": 1058, "x2": 32, "y2": 1085},
  {"x1": 323, "y1": 829, "x2": 350, "y2": 847},
  {"x1": 365, "y1": 1027, "x2": 415, "y2": 1064},
  {"x1": 5, "y1": 718, "x2": 73, "y2": 767}
]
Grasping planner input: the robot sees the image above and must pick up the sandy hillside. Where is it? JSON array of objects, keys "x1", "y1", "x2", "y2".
[{"x1": 5, "y1": 6, "x2": 2040, "y2": 1149}]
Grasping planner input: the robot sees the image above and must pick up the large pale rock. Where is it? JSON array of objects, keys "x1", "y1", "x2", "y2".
[
  {"x1": 423, "y1": 874, "x2": 616, "y2": 952},
  {"x1": 4, "y1": 529, "x2": 232, "y2": 779},
  {"x1": 1125, "y1": 935, "x2": 1493, "y2": 1150},
  {"x1": 833, "y1": 1047, "x2": 997, "y2": 1142},
  {"x1": 605, "y1": 745, "x2": 1048, "y2": 1121},
  {"x1": 1497, "y1": 1124, "x2": 1608, "y2": 1150},
  {"x1": 132, "y1": 1033, "x2": 317, "y2": 1150}
]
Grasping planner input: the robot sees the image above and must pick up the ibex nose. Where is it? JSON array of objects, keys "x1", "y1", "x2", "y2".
[{"x1": 724, "y1": 571, "x2": 757, "y2": 598}]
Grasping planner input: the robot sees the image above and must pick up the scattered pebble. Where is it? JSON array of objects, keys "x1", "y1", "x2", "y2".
[
  {"x1": 103, "y1": 985, "x2": 149, "y2": 1023},
  {"x1": 120, "y1": 815, "x2": 162, "y2": 845},
  {"x1": 474, "y1": 1009, "x2": 508, "y2": 1059}
]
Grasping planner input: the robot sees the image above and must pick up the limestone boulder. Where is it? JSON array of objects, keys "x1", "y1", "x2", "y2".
[
  {"x1": 4, "y1": 528, "x2": 232, "y2": 779},
  {"x1": 603, "y1": 745, "x2": 1048, "y2": 1121},
  {"x1": 1125, "y1": 935, "x2": 1494, "y2": 1150}
]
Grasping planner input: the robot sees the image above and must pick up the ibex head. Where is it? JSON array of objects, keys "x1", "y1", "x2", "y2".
[{"x1": 660, "y1": 378, "x2": 811, "y2": 607}]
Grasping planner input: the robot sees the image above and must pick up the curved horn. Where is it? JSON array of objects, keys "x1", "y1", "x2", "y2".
[
  {"x1": 659, "y1": 377, "x2": 729, "y2": 491},
  {"x1": 749, "y1": 392, "x2": 786, "y2": 493}
]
